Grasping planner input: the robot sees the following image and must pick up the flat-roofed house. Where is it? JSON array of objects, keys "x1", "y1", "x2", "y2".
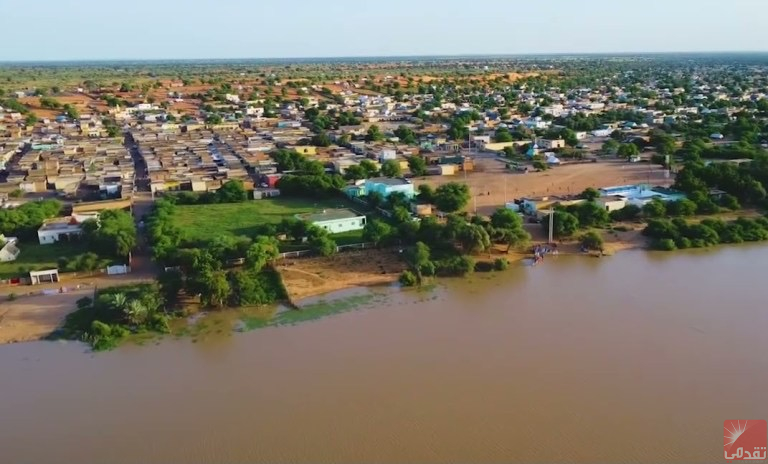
[
  {"x1": 37, "y1": 217, "x2": 85, "y2": 245},
  {"x1": 364, "y1": 177, "x2": 415, "y2": 199},
  {"x1": 297, "y1": 208, "x2": 367, "y2": 234}
]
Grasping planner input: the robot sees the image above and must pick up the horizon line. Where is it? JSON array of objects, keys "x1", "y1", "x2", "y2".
[{"x1": 2, "y1": 50, "x2": 768, "y2": 65}]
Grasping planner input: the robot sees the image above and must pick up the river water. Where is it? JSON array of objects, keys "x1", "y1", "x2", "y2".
[{"x1": 2, "y1": 246, "x2": 768, "y2": 463}]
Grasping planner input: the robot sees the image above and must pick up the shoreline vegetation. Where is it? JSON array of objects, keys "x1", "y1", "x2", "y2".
[
  {"x1": 13, "y1": 172, "x2": 768, "y2": 350},
  {"x1": 6, "y1": 166, "x2": 768, "y2": 350},
  {"x1": 4, "y1": 56, "x2": 768, "y2": 349}
]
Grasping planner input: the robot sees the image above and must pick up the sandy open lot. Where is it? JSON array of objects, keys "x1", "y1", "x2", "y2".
[
  {"x1": 416, "y1": 157, "x2": 673, "y2": 215},
  {"x1": 0, "y1": 273, "x2": 154, "y2": 344},
  {"x1": 0, "y1": 289, "x2": 93, "y2": 344},
  {"x1": 275, "y1": 249, "x2": 407, "y2": 302}
]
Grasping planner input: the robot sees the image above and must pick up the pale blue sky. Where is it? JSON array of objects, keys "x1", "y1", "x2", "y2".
[{"x1": 3, "y1": 0, "x2": 767, "y2": 61}]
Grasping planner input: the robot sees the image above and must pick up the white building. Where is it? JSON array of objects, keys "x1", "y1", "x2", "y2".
[
  {"x1": 297, "y1": 209, "x2": 367, "y2": 234},
  {"x1": 379, "y1": 149, "x2": 397, "y2": 161},
  {"x1": 0, "y1": 235, "x2": 20, "y2": 262},
  {"x1": 37, "y1": 218, "x2": 85, "y2": 245}
]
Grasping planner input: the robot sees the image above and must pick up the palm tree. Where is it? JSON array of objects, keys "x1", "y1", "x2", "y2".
[
  {"x1": 124, "y1": 300, "x2": 149, "y2": 326},
  {"x1": 110, "y1": 293, "x2": 128, "y2": 312}
]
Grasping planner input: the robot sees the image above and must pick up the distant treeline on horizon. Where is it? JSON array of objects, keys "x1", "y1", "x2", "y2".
[{"x1": 2, "y1": 51, "x2": 768, "y2": 68}]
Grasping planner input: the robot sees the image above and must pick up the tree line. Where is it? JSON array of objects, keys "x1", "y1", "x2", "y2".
[
  {"x1": 643, "y1": 216, "x2": 768, "y2": 251},
  {"x1": 0, "y1": 199, "x2": 62, "y2": 240},
  {"x1": 166, "y1": 180, "x2": 249, "y2": 205}
]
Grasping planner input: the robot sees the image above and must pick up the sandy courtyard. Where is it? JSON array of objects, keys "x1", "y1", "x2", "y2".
[{"x1": 416, "y1": 157, "x2": 673, "y2": 215}]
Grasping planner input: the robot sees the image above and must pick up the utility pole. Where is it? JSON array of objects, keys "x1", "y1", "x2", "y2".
[{"x1": 548, "y1": 208, "x2": 554, "y2": 244}]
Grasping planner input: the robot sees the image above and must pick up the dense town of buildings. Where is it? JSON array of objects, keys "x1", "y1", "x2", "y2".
[{"x1": 1, "y1": 55, "x2": 767, "y2": 272}]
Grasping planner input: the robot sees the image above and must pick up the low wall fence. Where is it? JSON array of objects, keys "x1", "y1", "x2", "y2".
[
  {"x1": 277, "y1": 242, "x2": 376, "y2": 260},
  {"x1": 0, "y1": 266, "x2": 131, "y2": 288}
]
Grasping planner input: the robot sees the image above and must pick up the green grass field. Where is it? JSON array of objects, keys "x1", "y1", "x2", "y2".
[
  {"x1": 0, "y1": 241, "x2": 87, "y2": 279},
  {"x1": 173, "y1": 197, "x2": 367, "y2": 244}
]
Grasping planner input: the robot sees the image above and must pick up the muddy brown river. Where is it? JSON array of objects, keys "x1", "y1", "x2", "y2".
[{"x1": 2, "y1": 247, "x2": 768, "y2": 463}]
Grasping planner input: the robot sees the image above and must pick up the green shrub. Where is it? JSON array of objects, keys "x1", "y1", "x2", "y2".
[
  {"x1": 399, "y1": 270, "x2": 418, "y2": 287},
  {"x1": 474, "y1": 261, "x2": 494, "y2": 272},
  {"x1": 610, "y1": 204, "x2": 642, "y2": 222},
  {"x1": 435, "y1": 256, "x2": 474, "y2": 277},
  {"x1": 653, "y1": 238, "x2": 677, "y2": 251},
  {"x1": 493, "y1": 258, "x2": 510, "y2": 271},
  {"x1": 418, "y1": 261, "x2": 436, "y2": 277},
  {"x1": 580, "y1": 231, "x2": 604, "y2": 251}
]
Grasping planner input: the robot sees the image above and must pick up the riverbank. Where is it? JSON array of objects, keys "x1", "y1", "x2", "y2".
[
  {"x1": 0, "y1": 274, "x2": 154, "y2": 345},
  {"x1": 275, "y1": 248, "x2": 408, "y2": 302},
  {"x1": 276, "y1": 226, "x2": 650, "y2": 301},
  {"x1": 0, "y1": 231, "x2": 650, "y2": 346}
]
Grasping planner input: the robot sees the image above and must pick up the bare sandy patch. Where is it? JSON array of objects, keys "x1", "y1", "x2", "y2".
[
  {"x1": 276, "y1": 249, "x2": 407, "y2": 302},
  {"x1": 0, "y1": 289, "x2": 93, "y2": 344}
]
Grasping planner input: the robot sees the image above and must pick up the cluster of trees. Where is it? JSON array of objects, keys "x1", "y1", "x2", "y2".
[
  {"x1": 57, "y1": 252, "x2": 108, "y2": 273},
  {"x1": 674, "y1": 157, "x2": 768, "y2": 207},
  {"x1": 81, "y1": 209, "x2": 137, "y2": 258},
  {"x1": 555, "y1": 110, "x2": 647, "y2": 132},
  {"x1": 61, "y1": 284, "x2": 170, "y2": 351},
  {"x1": 543, "y1": 200, "x2": 611, "y2": 239},
  {"x1": 379, "y1": 159, "x2": 402, "y2": 178},
  {"x1": 39, "y1": 96, "x2": 62, "y2": 109},
  {"x1": 146, "y1": 198, "x2": 186, "y2": 262},
  {"x1": 364, "y1": 205, "x2": 530, "y2": 269},
  {"x1": 638, "y1": 197, "x2": 722, "y2": 219},
  {"x1": 0, "y1": 98, "x2": 30, "y2": 114},
  {"x1": 0, "y1": 199, "x2": 62, "y2": 240},
  {"x1": 643, "y1": 216, "x2": 768, "y2": 251},
  {"x1": 271, "y1": 149, "x2": 347, "y2": 198},
  {"x1": 393, "y1": 209, "x2": 530, "y2": 286},
  {"x1": 447, "y1": 112, "x2": 481, "y2": 141},
  {"x1": 168, "y1": 180, "x2": 249, "y2": 205},
  {"x1": 394, "y1": 125, "x2": 417, "y2": 144},
  {"x1": 277, "y1": 174, "x2": 346, "y2": 198},
  {"x1": 304, "y1": 107, "x2": 361, "y2": 133},
  {"x1": 145, "y1": 199, "x2": 293, "y2": 309},
  {"x1": 342, "y1": 159, "x2": 380, "y2": 181},
  {"x1": 102, "y1": 95, "x2": 129, "y2": 108},
  {"x1": 398, "y1": 241, "x2": 476, "y2": 286},
  {"x1": 366, "y1": 124, "x2": 385, "y2": 142},
  {"x1": 0, "y1": 97, "x2": 36, "y2": 124},
  {"x1": 271, "y1": 148, "x2": 325, "y2": 173},
  {"x1": 160, "y1": 235, "x2": 285, "y2": 309},
  {"x1": 63, "y1": 103, "x2": 79, "y2": 120},
  {"x1": 408, "y1": 156, "x2": 428, "y2": 176},
  {"x1": 432, "y1": 183, "x2": 471, "y2": 213},
  {"x1": 542, "y1": 186, "x2": 744, "y2": 242},
  {"x1": 101, "y1": 117, "x2": 122, "y2": 138}
]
